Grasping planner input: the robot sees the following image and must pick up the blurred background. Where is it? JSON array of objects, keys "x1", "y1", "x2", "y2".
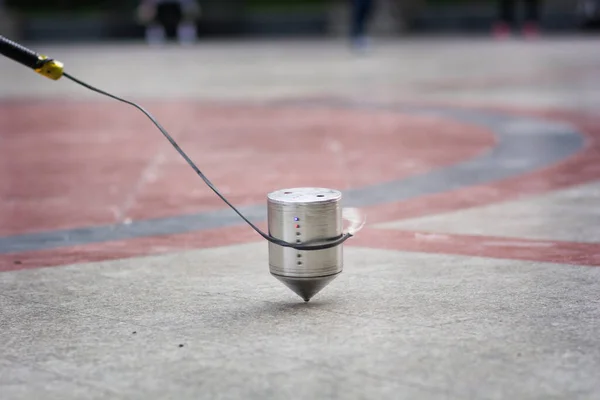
[{"x1": 1, "y1": 0, "x2": 599, "y2": 43}]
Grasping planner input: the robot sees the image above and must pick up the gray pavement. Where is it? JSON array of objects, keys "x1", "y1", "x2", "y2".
[
  {"x1": 2, "y1": 37, "x2": 600, "y2": 109},
  {"x1": 2, "y1": 245, "x2": 600, "y2": 399},
  {"x1": 378, "y1": 181, "x2": 600, "y2": 243}
]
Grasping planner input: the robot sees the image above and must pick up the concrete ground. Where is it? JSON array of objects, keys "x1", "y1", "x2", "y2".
[{"x1": 1, "y1": 37, "x2": 600, "y2": 399}]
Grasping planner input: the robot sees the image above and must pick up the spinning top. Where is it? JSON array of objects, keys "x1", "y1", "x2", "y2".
[{"x1": 267, "y1": 188, "x2": 344, "y2": 302}]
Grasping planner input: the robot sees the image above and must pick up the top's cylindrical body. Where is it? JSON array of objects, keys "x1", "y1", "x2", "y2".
[{"x1": 267, "y1": 188, "x2": 343, "y2": 301}]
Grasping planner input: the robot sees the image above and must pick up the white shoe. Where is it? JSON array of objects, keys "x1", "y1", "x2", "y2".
[
  {"x1": 177, "y1": 23, "x2": 197, "y2": 45},
  {"x1": 146, "y1": 25, "x2": 166, "y2": 45}
]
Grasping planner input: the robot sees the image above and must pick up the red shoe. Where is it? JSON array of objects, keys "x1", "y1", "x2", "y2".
[
  {"x1": 492, "y1": 22, "x2": 511, "y2": 39},
  {"x1": 522, "y1": 22, "x2": 540, "y2": 39}
]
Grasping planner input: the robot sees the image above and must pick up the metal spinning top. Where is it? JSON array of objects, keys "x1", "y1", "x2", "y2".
[{"x1": 267, "y1": 188, "x2": 344, "y2": 302}]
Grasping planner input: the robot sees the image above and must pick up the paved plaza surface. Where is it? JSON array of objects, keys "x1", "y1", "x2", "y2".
[{"x1": 1, "y1": 37, "x2": 600, "y2": 399}]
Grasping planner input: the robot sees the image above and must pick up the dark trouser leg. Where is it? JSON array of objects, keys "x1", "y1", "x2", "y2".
[
  {"x1": 351, "y1": 0, "x2": 374, "y2": 38},
  {"x1": 498, "y1": 0, "x2": 516, "y2": 25},
  {"x1": 524, "y1": 0, "x2": 541, "y2": 23},
  {"x1": 156, "y1": 2, "x2": 183, "y2": 39}
]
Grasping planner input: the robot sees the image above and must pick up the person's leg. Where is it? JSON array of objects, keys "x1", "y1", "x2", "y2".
[
  {"x1": 524, "y1": 0, "x2": 540, "y2": 22},
  {"x1": 499, "y1": 0, "x2": 515, "y2": 24},
  {"x1": 156, "y1": 1, "x2": 183, "y2": 40},
  {"x1": 362, "y1": 0, "x2": 374, "y2": 25},
  {"x1": 350, "y1": 0, "x2": 373, "y2": 48},
  {"x1": 522, "y1": 0, "x2": 541, "y2": 37},
  {"x1": 177, "y1": 23, "x2": 196, "y2": 44},
  {"x1": 145, "y1": 24, "x2": 166, "y2": 45},
  {"x1": 137, "y1": 1, "x2": 163, "y2": 45},
  {"x1": 494, "y1": 0, "x2": 515, "y2": 37},
  {"x1": 350, "y1": 0, "x2": 362, "y2": 39},
  {"x1": 177, "y1": 0, "x2": 198, "y2": 44}
]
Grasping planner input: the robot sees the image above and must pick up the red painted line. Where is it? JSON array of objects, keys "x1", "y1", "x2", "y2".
[
  {"x1": 0, "y1": 224, "x2": 263, "y2": 272},
  {"x1": 351, "y1": 228, "x2": 600, "y2": 267},
  {"x1": 3, "y1": 225, "x2": 599, "y2": 271}
]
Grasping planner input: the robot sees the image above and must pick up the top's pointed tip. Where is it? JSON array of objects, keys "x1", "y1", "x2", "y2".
[{"x1": 272, "y1": 273, "x2": 340, "y2": 303}]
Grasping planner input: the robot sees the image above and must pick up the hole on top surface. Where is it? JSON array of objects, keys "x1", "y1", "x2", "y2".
[
  {"x1": 316, "y1": 195, "x2": 325, "y2": 197},
  {"x1": 284, "y1": 191, "x2": 292, "y2": 194}
]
